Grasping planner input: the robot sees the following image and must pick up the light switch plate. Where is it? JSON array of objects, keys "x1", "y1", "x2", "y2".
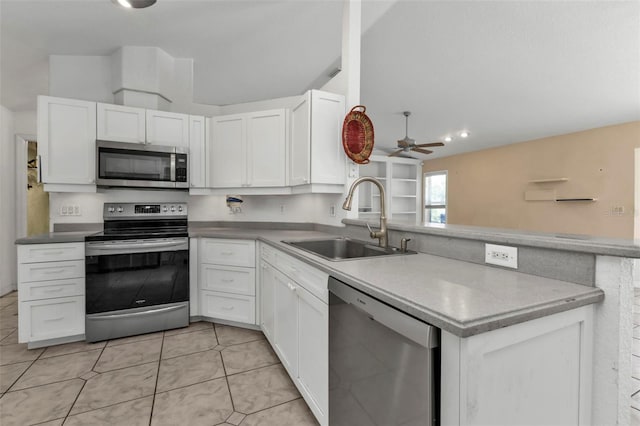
[{"x1": 485, "y1": 243, "x2": 518, "y2": 269}]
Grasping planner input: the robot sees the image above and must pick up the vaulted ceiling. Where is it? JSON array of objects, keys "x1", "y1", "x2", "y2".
[{"x1": 1, "y1": 0, "x2": 638, "y2": 159}]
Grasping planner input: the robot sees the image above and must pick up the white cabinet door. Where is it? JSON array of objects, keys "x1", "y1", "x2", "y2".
[
  {"x1": 189, "y1": 115, "x2": 207, "y2": 188},
  {"x1": 96, "y1": 103, "x2": 145, "y2": 143},
  {"x1": 297, "y1": 285, "x2": 329, "y2": 425},
  {"x1": 19, "y1": 296, "x2": 85, "y2": 343},
  {"x1": 273, "y1": 269, "x2": 298, "y2": 376},
  {"x1": 290, "y1": 94, "x2": 311, "y2": 186},
  {"x1": 309, "y1": 90, "x2": 346, "y2": 185},
  {"x1": 260, "y1": 261, "x2": 276, "y2": 341},
  {"x1": 38, "y1": 96, "x2": 97, "y2": 185},
  {"x1": 246, "y1": 109, "x2": 286, "y2": 187},
  {"x1": 145, "y1": 110, "x2": 189, "y2": 148},
  {"x1": 210, "y1": 114, "x2": 245, "y2": 188}
]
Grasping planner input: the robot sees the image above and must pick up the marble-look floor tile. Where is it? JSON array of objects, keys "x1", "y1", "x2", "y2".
[
  {"x1": 151, "y1": 378, "x2": 233, "y2": 426},
  {"x1": 215, "y1": 324, "x2": 263, "y2": 346},
  {"x1": 0, "y1": 378, "x2": 84, "y2": 426},
  {"x1": 0, "y1": 294, "x2": 17, "y2": 308},
  {"x1": 94, "y1": 337, "x2": 162, "y2": 372},
  {"x1": 70, "y1": 361, "x2": 157, "y2": 415},
  {"x1": 227, "y1": 364, "x2": 300, "y2": 414},
  {"x1": 0, "y1": 329, "x2": 18, "y2": 346},
  {"x1": 221, "y1": 339, "x2": 279, "y2": 375},
  {"x1": 0, "y1": 361, "x2": 31, "y2": 393},
  {"x1": 106, "y1": 330, "x2": 164, "y2": 347},
  {"x1": 226, "y1": 411, "x2": 246, "y2": 425},
  {"x1": 64, "y1": 396, "x2": 153, "y2": 426},
  {"x1": 12, "y1": 349, "x2": 101, "y2": 390},
  {"x1": 32, "y1": 418, "x2": 64, "y2": 426},
  {"x1": 156, "y1": 349, "x2": 225, "y2": 393},
  {"x1": 164, "y1": 321, "x2": 213, "y2": 336},
  {"x1": 162, "y1": 329, "x2": 217, "y2": 359},
  {"x1": 41, "y1": 340, "x2": 106, "y2": 358},
  {"x1": 0, "y1": 343, "x2": 43, "y2": 366},
  {"x1": 241, "y1": 398, "x2": 319, "y2": 426},
  {"x1": 0, "y1": 327, "x2": 16, "y2": 342},
  {"x1": 632, "y1": 407, "x2": 640, "y2": 426}
]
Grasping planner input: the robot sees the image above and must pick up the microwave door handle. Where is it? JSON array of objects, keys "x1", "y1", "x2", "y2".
[{"x1": 170, "y1": 153, "x2": 176, "y2": 182}]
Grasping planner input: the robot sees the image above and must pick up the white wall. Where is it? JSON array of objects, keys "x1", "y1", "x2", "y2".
[
  {"x1": 49, "y1": 55, "x2": 114, "y2": 104},
  {"x1": 0, "y1": 106, "x2": 17, "y2": 295}
]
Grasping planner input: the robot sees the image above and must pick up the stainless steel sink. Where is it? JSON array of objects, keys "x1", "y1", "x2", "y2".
[{"x1": 282, "y1": 237, "x2": 416, "y2": 261}]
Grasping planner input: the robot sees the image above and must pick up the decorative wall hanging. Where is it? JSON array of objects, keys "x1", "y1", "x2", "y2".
[{"x1": 342, "y1": 105, "x2": 374, "y2": 164}]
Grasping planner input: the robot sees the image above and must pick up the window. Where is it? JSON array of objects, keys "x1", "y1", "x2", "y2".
[{"x1": 424, "y1": 171, "x2": 447, "y2": 224}]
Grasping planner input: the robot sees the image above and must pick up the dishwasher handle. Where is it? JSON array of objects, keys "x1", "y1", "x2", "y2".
[{"x1": 329, "y1": 276, "x2": 439, "y2": 349}]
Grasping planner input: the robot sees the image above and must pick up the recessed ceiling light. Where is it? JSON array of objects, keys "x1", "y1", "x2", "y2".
[
  {"x1": 113, "y1": 0, "x2": 157, "y2": 9},
  {"x1": 444, "y1": 136, "x2": 453, "y2": 143},
  {"x1": 460, "y1": 131, "x2": 470, "y2": 138}
]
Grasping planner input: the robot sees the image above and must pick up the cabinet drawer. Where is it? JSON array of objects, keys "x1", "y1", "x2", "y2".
[
  {"x1": 260, "y1": 243, "x2": 277, "y2": 266},
  {"x1": 200, "y1": 264, "x2": 255, "y2": 296},
  {"x1": 18, "y1": 243, "x2": 84, "y2": 263},
  {"x1": 20, "y1": 278, "x2": 84, "y2": 301},
  {"x1": 200, "y1": 239, "x2": 255, "y2": 267},
  {"x1": 276, "y1": 251, "x2": 328, "y2": 302},
  {"x1": 200, "y1": 291, "x2": 255, "y2": 324},
  {"x1": 19, "y1": 296, "x2": 85, "y2": 343},
  {"x1": 19, "y1": 260, "x2": 84, "y2": 283}
]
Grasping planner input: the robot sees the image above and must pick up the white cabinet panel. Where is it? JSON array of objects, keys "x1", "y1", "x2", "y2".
[
  {"x1": 38, "y1": 96, "x2": 97, "y2": 185},
  {"x1": 200, "y1": 239, "x2": 255, "y2": 267},
  {"x1": 146, "y1": 110, "x2": 189, "y2": 148},
  {"x1": 297, "y1": 285, "x2": 328, "y2": 424},
  {"x1": 246, "y1": 109, "x2": 287, "y2": 187},
  {"x1": 260, "y1": 261, "x2": 276, "y2": 341},
  {"x1": 97, "y1": 103, "x2": 146, "y2": 143},
  {"x1": 19, "y1": 260, "x2": 84, "y2": 283},
  {"x1": 18, "y1": 242, "x2": 84, "y2": 263},
  {"x1": 189, "y1": 115, "x2": 207, "y2": 188},
  {"x1": 21, "y1": 278, "x2": 84, "y2": 301},
  {"x1": 290, "y1": 95, "x2": 311, "y2": 186},
  {"x1": 19, "y1": 296, "x2": 85, "y2": 342},
  {"x1": 200, "y1": 291, "x2": 255, "y2": 324},
  {"x1": 273, "y1": 268, "x2": 299, "y2": 377},
  {"x1": 210, "y1": 114, "x2": 245, "y2": 188},
  {"x1": 200, "y1": 264, "x2": 255, "y2": 296}
]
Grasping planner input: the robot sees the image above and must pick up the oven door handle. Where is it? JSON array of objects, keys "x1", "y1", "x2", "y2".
[
  {"x1": 87, "y1": 240, "x2": 187, "y2": 253},
  {"x1": 91, "y1": 305, "x2": 184, "y2": 320}
]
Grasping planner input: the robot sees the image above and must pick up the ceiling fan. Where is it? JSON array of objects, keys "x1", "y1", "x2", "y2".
[{"x1": 388, "y1": 111, "x2": 444, "y2": 157}]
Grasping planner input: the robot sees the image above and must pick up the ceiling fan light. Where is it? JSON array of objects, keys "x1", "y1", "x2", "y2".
[
  {"x1": 117, "y1": 0, "x2": 132, "y2": 7},
  {"x1": 113, "y1": 0, "x2": 157, "y2": 9},
  {"x1": 444, "y1": 136, "x2": 453, "y2": 142},
  {"x1": 460, "y1": 131, "x2": 470, "y2": 138}
]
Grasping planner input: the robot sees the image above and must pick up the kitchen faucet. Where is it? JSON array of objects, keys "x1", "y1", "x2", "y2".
[{"x1": 342, "y1": 177, "x2": 388, "y2": 248}]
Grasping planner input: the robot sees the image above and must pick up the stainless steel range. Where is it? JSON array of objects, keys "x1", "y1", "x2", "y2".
[{"x1": 85, "y1": 202, "x2": 189, "y2": 342}]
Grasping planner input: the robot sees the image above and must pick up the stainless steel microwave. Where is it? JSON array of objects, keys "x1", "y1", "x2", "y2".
[{"x1": 96, "y1": 141, "x2": 188, "y2": 190}]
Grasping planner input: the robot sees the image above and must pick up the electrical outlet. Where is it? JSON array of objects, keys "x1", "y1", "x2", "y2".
[
  {"x1": 485, "y1": 243, "x2": 518, "y2": 269},
  {"x1": 329, "y1": 205, "x2": 336, "y2": 217},
  {"x1": 280, "y1": 205, "x2": 285, "y2": 215},
  {"x1": 60, "y1": 205, "x2": 81, "y2": 216}
]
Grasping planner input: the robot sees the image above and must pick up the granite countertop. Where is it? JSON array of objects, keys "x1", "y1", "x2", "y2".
[
  {"x1": 15, "y1": 225, "x2": 605, "y2": 337},
  {"x1": 191, "y1": 227, "x2": 605, "y2": 337}
]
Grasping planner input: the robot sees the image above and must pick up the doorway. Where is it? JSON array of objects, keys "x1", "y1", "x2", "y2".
[{"x1": 16, "y1": 135, "x2": 49, "y2": 238}]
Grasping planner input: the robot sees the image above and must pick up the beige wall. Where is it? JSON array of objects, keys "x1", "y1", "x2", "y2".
[{"x1": 423, "y1": 121, "x2": 640, "y2": 239}]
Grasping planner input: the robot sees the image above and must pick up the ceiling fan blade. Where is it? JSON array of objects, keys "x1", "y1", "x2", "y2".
[
  {"x1": 415, "y1": 142, "x2": 444, "y2": 148},
  {"x1": 411, "y1": 147, "x2": 433, "y2": 155},
  {"x1": 387, "y1": 149, "x2": 405, "y2": 157}
]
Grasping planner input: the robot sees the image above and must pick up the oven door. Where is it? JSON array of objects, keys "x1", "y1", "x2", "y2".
[
  {"x1": 85, "y1": 237, "x2": 189, "y2": 314},
  {"x1": 96, "y1": 140, "x2": 178, "y2": 189}
]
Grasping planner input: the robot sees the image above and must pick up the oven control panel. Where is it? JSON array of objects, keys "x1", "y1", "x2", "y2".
[{"x1": 104, "y1": 203, "x2": 188, "y2": 218}]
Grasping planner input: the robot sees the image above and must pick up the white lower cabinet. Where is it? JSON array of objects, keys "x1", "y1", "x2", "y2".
[
  {"x1": 17, "y1": 242, "x2": 86, "y2": 347},
  {"x1": 259, "y1": 243, "x2": 329, "y2": 426},
  {"x1": 197, "y1": 238, "x2": 257, "y2": 325}
]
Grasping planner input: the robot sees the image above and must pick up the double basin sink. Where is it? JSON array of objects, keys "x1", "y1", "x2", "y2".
[{"x1": 283, "y1": 237, "x2": 416, "y2": 261}]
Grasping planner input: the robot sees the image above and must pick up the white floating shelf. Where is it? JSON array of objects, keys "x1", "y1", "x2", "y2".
[{"x1": 528, "y1": 178, "x2": 569, "y2": 183}]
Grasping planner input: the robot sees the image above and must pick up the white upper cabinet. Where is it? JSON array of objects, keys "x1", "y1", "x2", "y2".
[
  {"x1": 189, "y1": 115, "x2": 207, "y2": 188},
  {"x1": 290, "y1": 90, "x2": 346, "y2": 188},
  {"x1": 210, "y1": 114, "x2": 245, "y2": 188},
  {"x1": 146, "y1": 110, "x2": 190, "y2": 148},
  {"x1": 96, "y1": 103, "x2": 145, "y2": 143},
  {"x1": 38, "y1": 96, "x2": 97, "y2": 186},
  {"x1": 209, "y1": 109, "x2": 287, "y2": 189}
]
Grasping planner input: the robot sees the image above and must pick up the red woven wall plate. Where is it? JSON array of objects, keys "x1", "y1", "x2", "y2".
[{"x1": 342, "y1": 105, "x2": 374, "y2": 164}]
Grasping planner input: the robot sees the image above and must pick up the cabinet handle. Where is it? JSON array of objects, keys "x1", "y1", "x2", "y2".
[
  {"x1": 287, "y1": 282, "x2": 297, "y2": 292},
  {"x1": 42, "y1": 287, "x2": 64, "y2": 293},
  {"x1": 34, "y1": 268, "x2": 67, "y2": 274},
  {"x1": 220, "y1": 306, "x2": 235, "y2": 311},
  {"x1": 37, "y1": 250, "x2": 64, "y2": 256},
  {"x1": 44, "y1": 316, "x2": 65, "y2": 322},
  {"x1": 221, "y1": 278, "x2": 234, "y2": 283},
  {"x1": 220, "y1": 251, "x2": 234, "y2": 255}
]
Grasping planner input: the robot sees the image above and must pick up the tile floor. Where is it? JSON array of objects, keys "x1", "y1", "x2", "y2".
[{"x1": 0, "y1": 291, "x2": 318, "y2": 426}]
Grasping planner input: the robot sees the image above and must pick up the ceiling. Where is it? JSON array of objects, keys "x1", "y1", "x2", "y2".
[{"x1": 1, "y1": 0, "x2": 639, "y2": 159}]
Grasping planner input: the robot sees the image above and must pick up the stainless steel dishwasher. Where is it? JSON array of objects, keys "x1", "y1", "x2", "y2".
[{"x1": 328, "y1": 277, "x2": 439, "y2": 426}]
